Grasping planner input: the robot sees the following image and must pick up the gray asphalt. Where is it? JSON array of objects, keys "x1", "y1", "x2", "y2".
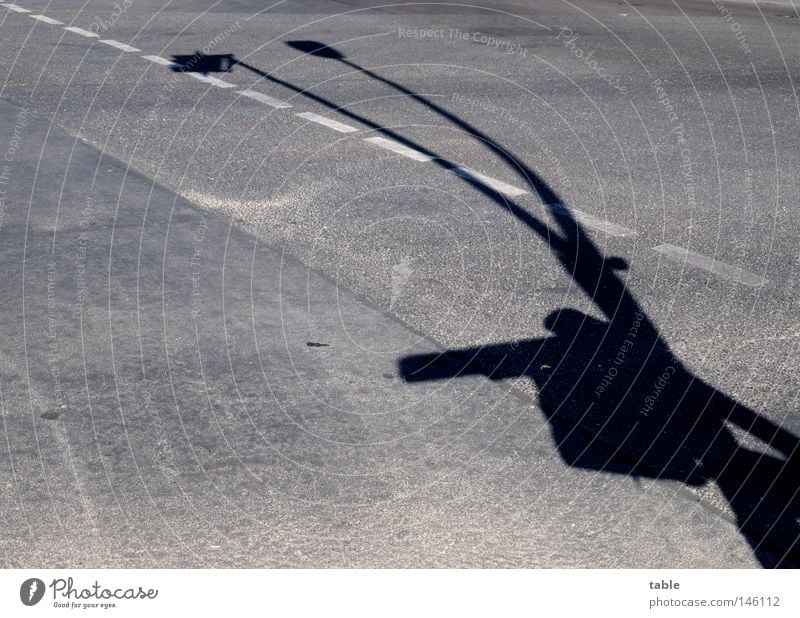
[{"x1": 0, "y1": 0, "x2": 798, "y2": 567}]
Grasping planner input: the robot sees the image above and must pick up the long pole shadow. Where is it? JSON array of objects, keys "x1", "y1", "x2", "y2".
[{"x1": 172, "y1": 44, "x2": 800, "y2": 566}]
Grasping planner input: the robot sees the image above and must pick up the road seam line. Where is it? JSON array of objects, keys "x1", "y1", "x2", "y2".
[
  {"x1": 296, "y1": 112, "x2": 358, "y2": 133},
  {"x1": 652, "y1": 244, "x2": 767, "y2": 287},
  {"x1": 99, "y1": 39, "x2": 141, "y2": 53},
  {"x1": 237, "y1": 89, "x2": 291, "y2": 108},
  {"x1": 363, "y1": 137, "x2": 433, "y2": 161}
]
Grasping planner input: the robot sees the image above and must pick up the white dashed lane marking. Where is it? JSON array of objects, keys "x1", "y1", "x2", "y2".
[
  {"x1": 237, "y1": 89, "x2": 291, "y2": 108},
  {"x1": 100, "y1": 39, "x2": 140, "y2": 53},
  {"x1": 296, "y1": 112, "x2": 358, "y2": 133},
  {"x1": 653, "y1": 244, "x2": 767, "y2": 287},
  {"x1": 452, "y1": 166, "x2": 527, "y2": 197},
  {"x1": 30, "y1": 14, "x2": 63, "y2": 25},
  {"x1": 64, "y1": 26, "x2": 99, "y2": 38},
  {"x1": 0, "y1": 4, "x2": 766, "y2": 288},
  {"x1": 364, "y1": 136, "x2": 433, "y2": 162},
  {"x1": 1, "y1": 3, "x2": 29, "y2": 13},
  {"x1": 186, "y1": 72, "x2": 236, "y2": 88},
  {"x1": 142, "y1": 54, "x2": 178, "y2": 68},
  {"x1": 551, "y1": 203, "x2": 635, "y2": 238}
]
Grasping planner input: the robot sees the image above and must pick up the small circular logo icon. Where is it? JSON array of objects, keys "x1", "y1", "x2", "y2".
[{"x1": 20, "y1": 578, "x2": 45, "y2": 606}]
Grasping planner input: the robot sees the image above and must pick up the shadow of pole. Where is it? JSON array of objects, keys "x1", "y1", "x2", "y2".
[{"x1": 176, "y1": 44, "x2": 800, "y2": 566}]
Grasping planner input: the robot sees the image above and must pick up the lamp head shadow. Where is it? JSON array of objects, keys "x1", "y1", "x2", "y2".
[
  {"x1": 171, "y1": 52, "x2": 235, "y2": 74},
  {"x1": 604, "y1": 256, "x2": 628, "y2": 271},
  {"x1": 286, "y1": 40, "x2": 346, "y2": 60}
]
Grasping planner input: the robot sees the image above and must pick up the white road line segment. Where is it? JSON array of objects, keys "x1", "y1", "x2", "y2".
[
  {"x1": 99, "y1": 39, "x2": 141, "y2": 53},
  {"x1": 30, "y1": 14, "x2": 62, "y2": 24},
  {"x1": 2, "y1": 3, "x2": 30, "y2": 13},
  {"x1": 363, "y1": 137, "x2": 433, "y2": 162},
  {"x1": 451, "y1": 166, "x2": 527, "y2": 197},
  {"x1": 185, "y1": 72, "x2": 236, "y2": 88},
  {"x1": 296, "y1": 112, "x2": 357, "y2": 133},
  {"x1": 653, "y1": 244, "x2": 767, "y2": 287},
  {"x1": 237, "y1": 89, "x2": 292, "y2": 108},
  {"x1": 63, "y1": 26, "x2": 100, "y2": 38},
  {"x1": 141, "y1": 54, "x2": 178, "y2": 68},
  {"x1": 550, "y1": 203, "x2": 635, "y2": 238}
]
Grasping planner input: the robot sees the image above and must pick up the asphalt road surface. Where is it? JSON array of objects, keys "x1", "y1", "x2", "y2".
[{"x1": 1, "y1": 0, "x2": 799, "y2": 567}]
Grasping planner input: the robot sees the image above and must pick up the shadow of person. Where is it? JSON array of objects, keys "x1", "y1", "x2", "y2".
[
  {"x1": 201, "y1": 39, "x2": 800, "y2": 566},
  {"x1": 400, "y1": 192, "x2": 800, "y2": 567},
  {"x1": 401, "y1": 290, "x2": 800, "y2": 568}
]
